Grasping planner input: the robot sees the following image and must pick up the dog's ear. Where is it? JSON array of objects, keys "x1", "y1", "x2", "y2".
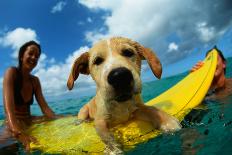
[
  {"x1": 67, "y1": 52, "x2": 89, "y2": 90},
  {"x1": 138, "y1": 47, "x2": 162, "y2": 79}
]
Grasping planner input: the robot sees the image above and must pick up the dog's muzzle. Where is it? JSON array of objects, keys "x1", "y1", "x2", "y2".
[{"x1": 107, "y1": 67, "x2": 134, "y2": 102}]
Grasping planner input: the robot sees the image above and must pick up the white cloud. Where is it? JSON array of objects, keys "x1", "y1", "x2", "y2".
[
  {"x1": 65, "y1": 46, "x2": 89, "y2": 64},
  {"x1": 168, "y1": 42, "x2": 178, "y2": 52},
  {"x1": 77, "y1": 17, "x2": 93, "y2": 26},
  {"x1": 87, "y1": 17, "x2": 93, "y2": 23},
  {"x1": 78, "y1": 0, "x2": 120, "y2": 10},
  {"x1": 34, "y1": 46, "x2": 95, "y2": 97},
  {"x1": 0, "y1": 27, "x2": 38, "y2": 58},
  {"x1": 0, "y1": 26, "x2": 8, "y2": 36},
  {"x1": 51, "y1": 1, "x2": 67, "y2": 13},
  {"x1": 0, "y1": 28, "x2": 93, "y2": 98},
  {"x1": 197, "y1": 22, "x2": 216, "y2": 42},
  {"x1": 0, "y1": 46, "x2": 94, "y2": 98},
  {"x1": 78, "y1": 21, "x2": 85, "y2": 25},
  {"x1": 78, "y1": 0, "x2": 232, "y2": 64},
  {"x1": 85, "y1": 31, "x2": 106, "y2": 44}
]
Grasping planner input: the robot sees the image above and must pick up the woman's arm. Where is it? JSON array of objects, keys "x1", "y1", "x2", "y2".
[
  {"x1": 33, "y1": 76, "x2": 56, "y2": 118},
  {"x1": 3, "y1": 68, "x2": 24, "y2": 136}
]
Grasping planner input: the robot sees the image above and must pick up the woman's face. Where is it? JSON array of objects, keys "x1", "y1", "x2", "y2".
[{"x1": 21, "y1": 44, "x2": 40, "y2": 71}]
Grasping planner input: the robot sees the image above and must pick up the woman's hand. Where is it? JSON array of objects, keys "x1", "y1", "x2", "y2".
[
  {"x1": 190, "y1": 61, "x2": 204, "y2": 73},
  {"x1": 17, "y1": 133, "x2": 38, "y2": 152},
  {"x1": 45, "y1": 113, "x2": 64, "y2": 120}
]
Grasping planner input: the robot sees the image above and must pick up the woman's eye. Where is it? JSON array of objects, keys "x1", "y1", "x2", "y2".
[
  {"x1": 28, "y1": 51, "x2": 39, "y2": 59},
  {"x1": 122, "y1": 49, "x2": 134, "y2": 57},
  {"x1": 93, "y1": 57, "x2": 104, "y2": 65},
  {"x1": 34, "y1": 55, "x2": 39, "y2": 59},
  {"x1": 28, "y1": 51, "x2": 33, "y2": 56}
]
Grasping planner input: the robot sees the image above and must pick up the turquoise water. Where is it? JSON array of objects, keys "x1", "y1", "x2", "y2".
[{"x1": 0, "y1": 57, "x2": 231, "y2": 154}]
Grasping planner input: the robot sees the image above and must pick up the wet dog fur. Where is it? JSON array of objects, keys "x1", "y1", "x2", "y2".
[{"x1": 67, "y1": 37, "x2": 181, "y2": 154}]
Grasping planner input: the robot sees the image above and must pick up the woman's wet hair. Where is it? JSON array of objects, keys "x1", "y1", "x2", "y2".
[
  {"x1": 18, "y1": 40, "x2": 41, "y2": 68},
  {"x1": 206, "y1": 46, "x2": 226, "y2": 74}
]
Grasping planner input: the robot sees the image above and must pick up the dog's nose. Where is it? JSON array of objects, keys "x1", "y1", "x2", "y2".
[{"x1": 107, "y1": 67, "x2": 133, "y2": 90}]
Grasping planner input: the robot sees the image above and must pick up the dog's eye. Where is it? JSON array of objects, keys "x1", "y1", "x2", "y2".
[
  {"x1": 93, "y1": 57, "x2": 104, "y2": 65},
  {"x1": 122, "y1": 49, "x2": 134, "y2": 57}
]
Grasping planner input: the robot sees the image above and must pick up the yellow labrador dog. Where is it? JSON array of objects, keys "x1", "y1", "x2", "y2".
[{"x1": 67, "y1": 37, "x2": 181, "y2": 154}]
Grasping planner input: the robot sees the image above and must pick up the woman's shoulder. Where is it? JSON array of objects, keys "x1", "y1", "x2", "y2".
[
  {"x1": 30, "y1": 74, "x2": 39, "y2": 81},
  {"x1": 30, "y1": 74, "x2": 41, "y2": 86},
  {"x1": 4, "y1": 67, "x2": 18, "y2": 78},
  {"x1": 5, "y1": 66, "x2": 18, "y2": 72}
]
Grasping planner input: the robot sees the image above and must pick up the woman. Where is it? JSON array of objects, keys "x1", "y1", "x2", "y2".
[
  {"x1": 2, "y1": 41, "x2": 58, "y2": 151},
  {"x1": 182, "y1": 47, "x2": 232, "y2": 154},
  {"x1": 191, "y1": 46, "x2": 232, "y2": 99}
]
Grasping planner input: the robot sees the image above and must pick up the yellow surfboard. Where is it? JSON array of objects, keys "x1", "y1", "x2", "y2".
[{"x1": 28, "y1": 50, "x2": 217, "y2": 154}]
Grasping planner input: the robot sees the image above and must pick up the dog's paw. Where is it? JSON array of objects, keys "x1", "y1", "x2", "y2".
[
  {"x1": 74, "y1": 119, "x2": 85, "y2": 125},
  {"x1": 104, "y1": 143, "x2": 124, "y2": 155},
  {"x1": 74, "y1": 119, "x2": 92, "y2": 125},
  {"x1": 104, "y1": 147, "x2": 124, "y2": 155},
  {"x1": 160, "y1": 115, "x2": 181, "y2": 132}
]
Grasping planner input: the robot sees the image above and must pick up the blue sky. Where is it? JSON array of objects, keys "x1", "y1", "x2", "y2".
[{"x1": 0, "y1": 0, "x2": 232, "y2": 100}]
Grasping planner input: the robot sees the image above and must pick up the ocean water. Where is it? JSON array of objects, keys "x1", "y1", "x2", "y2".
[{"x1": 0, "y1": 57, "x2": 231, "y2": 154}]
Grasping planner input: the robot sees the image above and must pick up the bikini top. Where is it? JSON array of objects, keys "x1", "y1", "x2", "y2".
[{"x1": 14, "y1": 67, "x2": 35, "y2": 106}]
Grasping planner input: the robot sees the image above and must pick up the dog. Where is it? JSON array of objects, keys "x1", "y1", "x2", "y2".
[{"x1": 67, "y1": 37, "x2": 181, "y2": 154}]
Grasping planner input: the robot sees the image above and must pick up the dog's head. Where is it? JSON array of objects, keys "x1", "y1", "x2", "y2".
[{"x1": 67, "y1": 37, "x2": 162, "y2": 102}]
